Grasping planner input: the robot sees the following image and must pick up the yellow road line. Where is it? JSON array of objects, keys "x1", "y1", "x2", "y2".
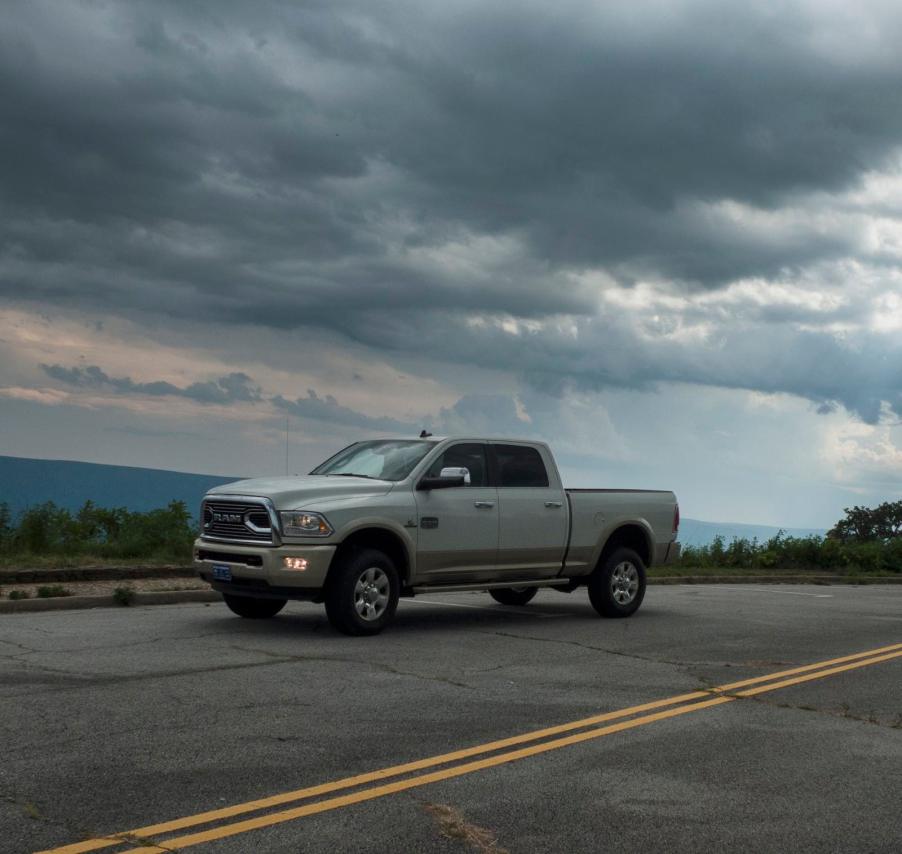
[
  {"x1": 120, "y1": 647, "x2": 902, "y2": 854},
  {"x1": 38, "y1": 642, "x2": 902, "y2": 854},
  {"x1": 125, "y1": 697, "x2": 738, "y2": 853}
]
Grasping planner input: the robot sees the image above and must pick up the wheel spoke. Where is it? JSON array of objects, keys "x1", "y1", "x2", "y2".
[
  {"x1": 352, "y1": 566, "x2": 390, "y2": 620},
  {"x1": 611, "y1": 561, "x2": 638, "y2": 605}
]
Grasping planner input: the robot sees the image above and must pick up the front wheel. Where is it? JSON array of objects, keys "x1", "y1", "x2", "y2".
[
  {"x1": 223, "y1": 594, "x2": 287, "y2": 619},
  {"x1": 588, "y1": 547, "x2": 646, "y2": 618},
  {"x1": 324, "y1": 548, "x2": 400, "y2": 636},
  {"x1": 489, "y1": 586, "x2": 538, "y2": 606}
]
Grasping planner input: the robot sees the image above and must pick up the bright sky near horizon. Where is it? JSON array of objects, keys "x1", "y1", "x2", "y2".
[{"x1": 1, "y1": 0, "x2": 901, "y2": 528}]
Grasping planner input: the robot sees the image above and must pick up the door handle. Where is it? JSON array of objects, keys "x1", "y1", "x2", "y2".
[
  {"x1": 473, "y1": 501, "x2": 495, "y2": 509},
  {"x1": 544, "y1": 501, "x2": 563, "y2": 508}
]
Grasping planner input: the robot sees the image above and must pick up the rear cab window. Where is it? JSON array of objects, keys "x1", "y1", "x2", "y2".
[{"x1": 492, "y1": 444, "x2": 549, "y2": 488}]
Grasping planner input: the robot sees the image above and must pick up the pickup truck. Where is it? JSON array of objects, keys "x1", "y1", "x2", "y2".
[{"x1": 194, "y1": 437, "x2": 680, "y2": 635}]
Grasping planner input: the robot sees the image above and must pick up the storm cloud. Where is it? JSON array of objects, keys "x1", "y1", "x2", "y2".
[
  {"x1": 41, "y1": 364, "x2": 262, "y2": 405},
  {"x1": 272, "y1": 390, "x2": 417, "y2": 434},
  {"x1": 3, "y1": 0, "x2": 902, "y2": 425}
]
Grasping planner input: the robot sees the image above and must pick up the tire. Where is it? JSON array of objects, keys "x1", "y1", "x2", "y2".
[
  {"x1": 587, "y1": 547, "x2": 646, "y2": 618},
  {"x1": 489, "y1": 586, "x2": 538, "y2": 606},
  {"x1": 324, "y1": 548, "x2": 400, "y2": 636},
  {"x1": 223, "y1": 594, "x2": 287, "y2": 619}
]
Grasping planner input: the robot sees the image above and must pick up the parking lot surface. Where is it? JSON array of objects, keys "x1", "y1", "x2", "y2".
[{"x1": 2, "y1": 584, "x2": 900, "y2": 853}]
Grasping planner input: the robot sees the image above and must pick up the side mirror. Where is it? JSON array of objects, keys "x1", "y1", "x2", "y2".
[
  {"x1": 417, "y1": 467, "x2": 470, "y2": 491},
  {"x1": 440, "y1": 466, "x2": 471, "y2": 485}
]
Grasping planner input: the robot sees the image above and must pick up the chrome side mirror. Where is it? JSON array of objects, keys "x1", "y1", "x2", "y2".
[{"x1": 440, "y1": 466, "x2": 471, "y2": 485}]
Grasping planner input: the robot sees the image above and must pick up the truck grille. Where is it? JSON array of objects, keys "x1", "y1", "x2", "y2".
[{"x1": 201, "y1": 499, "x2": 275, "y2": 544}]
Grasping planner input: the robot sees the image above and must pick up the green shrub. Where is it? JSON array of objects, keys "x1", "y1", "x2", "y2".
[
  {"x1": 8, "y1": 589, "x2": 30, "y2": 600},
  {"x1": 112, "y1": 586, "x2": 136, "y2": 607},
  {"x1": 36, "y1": 584, "x2": 71, "y2": 598}
]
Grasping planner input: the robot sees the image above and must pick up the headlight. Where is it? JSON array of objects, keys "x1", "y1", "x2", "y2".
[{"x1": 280, "y1": 511, "x2": 334, "y2": 538}]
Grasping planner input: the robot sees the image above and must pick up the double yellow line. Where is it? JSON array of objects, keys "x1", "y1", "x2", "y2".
[{"x1": 40, "y1": 641, "x2": 902, "y2": 854}]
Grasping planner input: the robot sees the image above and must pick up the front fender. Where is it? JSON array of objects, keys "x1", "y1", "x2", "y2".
[{"x1": 332, "y1": 515, "x2": 418, "y2": 579}]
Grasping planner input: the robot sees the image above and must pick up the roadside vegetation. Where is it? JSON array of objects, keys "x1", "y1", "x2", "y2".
[
  {"x1": 0, "y1": 500, "x2": 195, "y2": 568},
  {"x1": 671, "y1": 501, "x2": 902, "y2": 576},
  {"x1": 36, "y1": 584, "x2": 72, "y2": 598},
  {"x1": 0, "y1": 498, "x2": 899, "y2": 575}
]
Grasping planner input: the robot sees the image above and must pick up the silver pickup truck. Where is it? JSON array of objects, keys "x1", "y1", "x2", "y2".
[{"x1": 194, "y1": 437, "x2": 680, "y2": 634}]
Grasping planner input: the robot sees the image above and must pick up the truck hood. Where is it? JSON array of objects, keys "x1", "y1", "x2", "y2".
[{"x1": 207, "y1": 476, "x2": 393, "y2": 510}]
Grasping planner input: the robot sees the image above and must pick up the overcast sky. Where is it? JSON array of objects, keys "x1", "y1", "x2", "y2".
[{"x1": 2, "y1": 0, "x2": 901, "y2": 527}]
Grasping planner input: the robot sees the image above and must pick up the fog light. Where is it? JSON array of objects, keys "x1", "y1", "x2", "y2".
[{"x1": 283, "y1": 557, "x2": 308, "y2": 571}]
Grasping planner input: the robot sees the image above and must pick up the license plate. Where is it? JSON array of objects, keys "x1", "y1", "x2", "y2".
[{"x1": 212, "y1": 564, "x2": 232, "y2": 582}]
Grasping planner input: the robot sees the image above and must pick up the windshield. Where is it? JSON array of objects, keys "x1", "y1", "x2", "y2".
[{"x1": 310, "y1": 440, "x2": 435, "y2": 482}]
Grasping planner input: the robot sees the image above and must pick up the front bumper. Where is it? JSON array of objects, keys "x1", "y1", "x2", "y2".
[{"x1": 194, "y1": 538, "x2": 336, "y2": 598}]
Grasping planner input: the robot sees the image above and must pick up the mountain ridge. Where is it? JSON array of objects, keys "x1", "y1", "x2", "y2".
[{"x1": 0, "y1": 455, "x2": 239, "y2": 518}]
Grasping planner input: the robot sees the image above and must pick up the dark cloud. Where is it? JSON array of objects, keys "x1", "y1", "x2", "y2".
[
  {"x1": 42, "y1": 359, "x2": 536, "y2": 437},
  {"x1": 271, "y1": 390, "x2": 417, "y2": 434},
  {"x1": 43, "y1": 360, "x2": 422, "y2": 431},
  {"x1": 41, "y1": 364, "x2": 261, "y2": 405},
  {"x1": 5, "y1": 2, "x2": 902, "y2": 423}
]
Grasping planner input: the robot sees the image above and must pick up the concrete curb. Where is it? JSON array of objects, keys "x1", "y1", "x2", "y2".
[
  {"x1": 1, "y1": 574, "x2": 899, "y2": 614},
  {"x1": 0, "y1": 589, "x2": 220, "y2": 614},
  {"x1": 0, "y1": 565, "x2": 195, "y2": 583}
]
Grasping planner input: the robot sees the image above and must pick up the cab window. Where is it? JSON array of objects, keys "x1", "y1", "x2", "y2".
[
  {"x1": 493, "y1": 444, "x2": 549, "y2": 488},
  {"x1": 425, "y1": 443, "x2": 489, "y2": 487}
]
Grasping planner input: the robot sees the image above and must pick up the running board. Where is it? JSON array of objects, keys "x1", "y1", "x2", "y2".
[{"x1": 411, "y1": 579, "x2": 571, "y2": 595}]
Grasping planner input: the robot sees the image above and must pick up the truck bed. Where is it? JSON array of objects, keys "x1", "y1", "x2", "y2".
[{"x1": 563, "y1": 488, "x2": 678, "y2": 575}]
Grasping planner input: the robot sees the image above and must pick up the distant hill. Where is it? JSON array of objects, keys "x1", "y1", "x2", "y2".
[
  {"x1": 0, "y1": 455, "x2": 828, "y2": 543},
  {"x1": 0, "y1": 456, "x2": 239, "y2": 518},
  {"x1": 677, "y1": 517, "x2": 827, "y2": 547}
]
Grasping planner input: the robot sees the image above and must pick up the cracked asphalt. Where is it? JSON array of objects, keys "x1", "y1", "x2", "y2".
[{"x1": 2, "y1": 584, "x2": 901, "y2": 853}]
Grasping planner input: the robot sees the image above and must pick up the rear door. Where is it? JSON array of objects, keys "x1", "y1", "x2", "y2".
[
  {"x1": 414, "y1": 442, "x2": 498, "y2": 583},
  {"x1": 490, "y1": 442, "x2": 568, "y2": 578}
]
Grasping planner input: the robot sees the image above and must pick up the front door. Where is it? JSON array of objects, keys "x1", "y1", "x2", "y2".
[{"x1": 414, "y1": 443, "x2": 498, "y2": 583}]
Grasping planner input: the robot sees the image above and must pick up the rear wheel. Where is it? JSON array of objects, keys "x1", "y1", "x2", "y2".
[
  {"x1": 489, "y1": 586, "x2": 538, "y2": 606},
  {"x1": 324, "y1": 548, "x2": 400, "y2": 636},
  {"x1": 223, "y1": 594, "x2": 286, "y2": 619},
  {"x1": 588, "y1": 547, "x2": 646, "y2": 617}
]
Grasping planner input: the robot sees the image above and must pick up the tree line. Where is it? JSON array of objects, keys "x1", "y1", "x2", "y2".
[
  {"x1": 0, "y1": 498, "x2": 899, "y2": 572},
  {"x1": 680, "y1": 501, "x2": 902, "y2": 573},
  {"x1": 0, "y1": 500, "x2": 195, "y2": 563}
]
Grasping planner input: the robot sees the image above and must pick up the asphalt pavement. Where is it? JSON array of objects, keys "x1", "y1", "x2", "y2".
[{"x1": 1, "y1": 584, "x2": 900, "y2": 854}]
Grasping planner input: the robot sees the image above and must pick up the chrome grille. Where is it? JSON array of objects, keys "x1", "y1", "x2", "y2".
[{"x1": 201, "y1": 498, "x2": 274, "y2": 544}]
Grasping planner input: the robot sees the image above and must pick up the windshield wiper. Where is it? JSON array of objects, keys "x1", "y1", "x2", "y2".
[{"x1": 326, "y1": 473, "x2": 384, "y2": 480}]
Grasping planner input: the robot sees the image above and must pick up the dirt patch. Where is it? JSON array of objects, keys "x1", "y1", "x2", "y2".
[{"x1": 423, "y1": 803, "x2": 509, "y2": 854}]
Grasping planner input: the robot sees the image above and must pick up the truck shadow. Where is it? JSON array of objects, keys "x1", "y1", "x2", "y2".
[{"x1": 190, "y1": 596, "x2": 664, "y2": 637}]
